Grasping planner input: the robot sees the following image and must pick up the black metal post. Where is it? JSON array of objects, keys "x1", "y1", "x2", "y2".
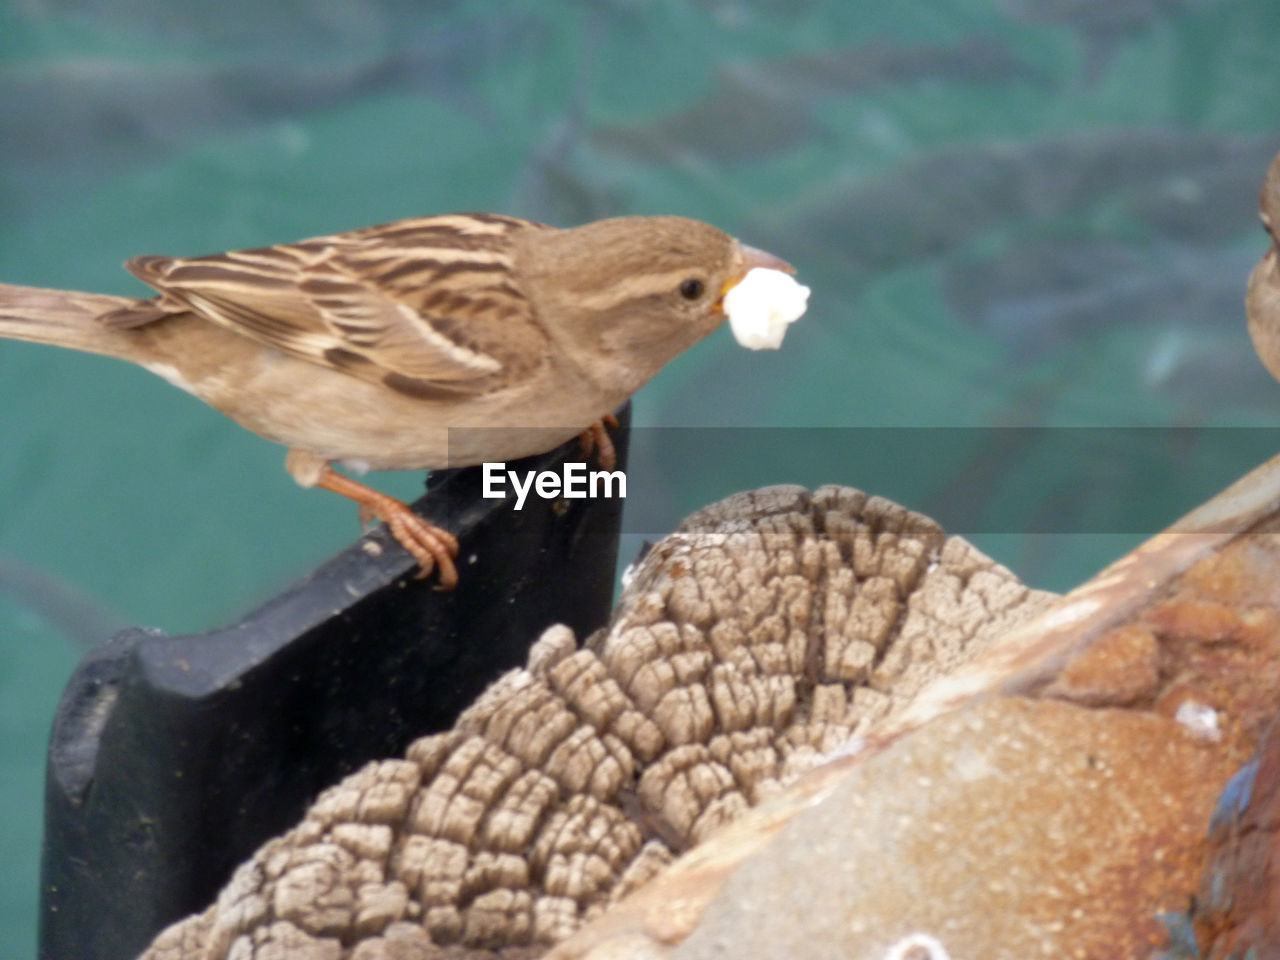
[{"x1": 39, "y1": 408, "x2": 629, "y2": 960}]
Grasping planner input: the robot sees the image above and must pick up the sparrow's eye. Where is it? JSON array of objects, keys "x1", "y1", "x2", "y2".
[{"x1": 679, "y1": 277, "x2": 705, "y2": 300}]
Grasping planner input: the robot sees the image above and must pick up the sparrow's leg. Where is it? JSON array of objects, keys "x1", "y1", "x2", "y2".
[
  {"x1": 285, "y1": 449, "x2": 459, "y2": 588},
  {"x1": 578, "y1": 413, "x2": 620, "y2": 472}
]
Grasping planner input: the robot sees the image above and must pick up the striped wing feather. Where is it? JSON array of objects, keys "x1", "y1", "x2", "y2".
[{"x1": 115, "y1": 214, "x2": 552, "y2": 396}]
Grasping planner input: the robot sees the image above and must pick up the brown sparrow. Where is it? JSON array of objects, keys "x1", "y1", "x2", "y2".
[
  {"x1": 1248, "y1": 152, "x2": 1280, "y2": 386},
  {"x1": 0, "y1": 214, "x2": 793, "y2": 587}
]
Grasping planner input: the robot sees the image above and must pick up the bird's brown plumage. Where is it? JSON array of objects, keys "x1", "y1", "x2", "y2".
[
  {"x1": 107, "y1": 213, "x2": 548, "y2": 396},
  {"x1": 0, "y1": 212, "x2": 788, "y2": 584}
]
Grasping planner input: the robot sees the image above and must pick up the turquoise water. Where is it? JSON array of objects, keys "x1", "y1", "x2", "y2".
[{"x1": 3, "y1": 1, "x2": 1280, "y2": 954}]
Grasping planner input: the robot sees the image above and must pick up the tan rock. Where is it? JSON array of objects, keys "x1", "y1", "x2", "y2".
[{"x1": 667, "y1": 697, "x2": 1233, "y2": 960}]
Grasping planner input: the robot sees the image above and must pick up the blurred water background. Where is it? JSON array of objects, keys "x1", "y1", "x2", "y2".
[{"x1": 2, "y1": 0, "x2": 1279, "y2": 953}]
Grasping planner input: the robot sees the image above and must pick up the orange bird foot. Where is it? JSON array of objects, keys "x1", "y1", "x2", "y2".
[
  {"x1": 316, "y1": 466, "x2": 459, "y2": 589},
  {"x1": 578, "y1": 414, "x2": 620, "y2": 472}
]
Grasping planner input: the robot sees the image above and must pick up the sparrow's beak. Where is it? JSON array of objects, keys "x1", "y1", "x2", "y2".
[
  {"x1": 714, "y1": 241, "x2": 795, "y2": 311},
  {"x1": 736, "y1": 241, "x2": 795, "y2": 276}
]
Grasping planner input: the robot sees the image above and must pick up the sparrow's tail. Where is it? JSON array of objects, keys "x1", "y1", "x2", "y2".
[{"x1": 0, "y1": 282, "x2": 147, "y2": 360}]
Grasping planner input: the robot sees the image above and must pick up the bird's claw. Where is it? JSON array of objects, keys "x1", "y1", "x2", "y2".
[
  {"x1": 578, "y1": 414, "x2": 620, "y2": 472},
  {"x1": 382, "y1": 502, "x2": 459, "y2": 589}
]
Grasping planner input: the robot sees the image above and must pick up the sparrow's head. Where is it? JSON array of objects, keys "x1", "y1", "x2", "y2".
[
  {"x1": 1248, "y1": 152, "x2": 1280, "y2": 382},
  {"x1": 520, "y1": 215, "x2": 792, "y2": 369},
  {"x1": 1261, "y1": 150, "x2": 1280, "y2": 245}
]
